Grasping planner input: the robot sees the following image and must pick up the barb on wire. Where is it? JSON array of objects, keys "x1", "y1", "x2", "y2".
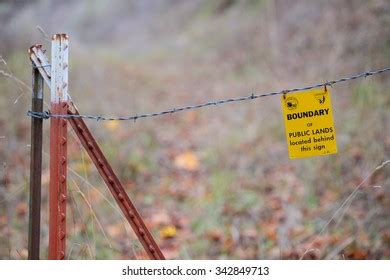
[{"x1": 27, "y1": 67, "x2": 390, "y2": 122}]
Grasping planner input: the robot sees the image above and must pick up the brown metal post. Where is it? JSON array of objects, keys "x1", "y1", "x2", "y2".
[
  {"x1": 49, "y1": 34, "x2": 69, "y2": 259},
  {"x1": 28, "y1": 48, "x2": 44, "y2": 259}
]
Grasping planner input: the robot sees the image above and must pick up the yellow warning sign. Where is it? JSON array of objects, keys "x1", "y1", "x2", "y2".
[{"x1": 281, "y1": 88, "x2": 337, "y2": 159}]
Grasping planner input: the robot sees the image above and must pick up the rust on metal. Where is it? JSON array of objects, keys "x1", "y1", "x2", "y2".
[
  {"x1": 49, "y1": 34, "x2": 69, "y2": 260},
  {"x1": 29, "y1": 43, "x2": 164, "y2": 260},
  {"x1": 67, "y1": 108, "x2": 165, "y2": 260},
  {"x1": 29, "y1": 47, "x2": 51, "y2": 86}
]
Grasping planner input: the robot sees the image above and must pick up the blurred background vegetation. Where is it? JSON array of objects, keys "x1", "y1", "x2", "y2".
[{"x1": 0, "y1": 0, "x2": 389, "y2": 259}]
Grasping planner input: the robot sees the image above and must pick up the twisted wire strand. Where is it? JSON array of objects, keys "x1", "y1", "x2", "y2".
[{"x1": 27, "y1": 67, "x2": 390, "y2": 122}]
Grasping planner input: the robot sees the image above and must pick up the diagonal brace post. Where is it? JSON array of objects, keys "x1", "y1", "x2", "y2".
[{"x1": 67, "y1": 108, "x2": 165, "y2": 260}]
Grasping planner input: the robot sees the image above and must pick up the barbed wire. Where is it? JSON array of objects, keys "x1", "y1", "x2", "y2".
[{"x1": 27, "y1": 67, "x2": 390, "y2": 122}]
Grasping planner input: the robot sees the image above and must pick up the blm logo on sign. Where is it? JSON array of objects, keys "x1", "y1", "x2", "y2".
[{"x1": 285, "y1": 96, "x2": 299, "y2": 110}]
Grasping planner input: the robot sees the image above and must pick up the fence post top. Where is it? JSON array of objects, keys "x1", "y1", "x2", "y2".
[
  {"x1": 51, "y1": 32, "x2": 69, "y2": 103},
  {"x1": 28, "y1": 44, "x2": 42, "y2": 55},
  {"x1": 52, "y1": 33, "x2": 69, "y2": 40}
]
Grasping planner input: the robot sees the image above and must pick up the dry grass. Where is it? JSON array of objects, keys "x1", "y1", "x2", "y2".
[{"x1": 0, "y1": 0, "x2": 389, "y2": 259}]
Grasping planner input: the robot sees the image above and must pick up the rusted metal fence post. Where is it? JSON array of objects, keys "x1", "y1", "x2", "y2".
[
  {"x1": 30, "y1": 43, "x2": 164, "y2": 260},
  {"x1": 67, "y1": 110, "x2": 165, "y2": 259},
  {"x1": 27, "y1": 46, "x2": 44, "y2": 260},
  {"x1": 49, "y1": 34, "x2": 69, "y2": 260}
]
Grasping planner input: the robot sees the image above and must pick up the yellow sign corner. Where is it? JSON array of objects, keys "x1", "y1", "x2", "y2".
[{"x1": 281, "y1": 88, "x2": 337, "y2": 159}]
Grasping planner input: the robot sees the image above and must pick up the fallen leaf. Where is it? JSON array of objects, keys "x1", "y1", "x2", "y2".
[
  {"x1": 161, "y1": 245, "x2": 180, "y2": 259},
  {"x1": 87, "y1": 188, "x2": 103, "y2": 204},
  {"x1": 149, "y1": 212, "x2": 171, "y2": 227},
  {"x1": 104, "y1": 120, "x2": 120, "y2": 131},
  {"x1": 19, "y1": 249, "x2": 28, "y2": 259},
  {"x1": 15, "y1": 202, "x2": 28, "y2": 217},
  {"x1": 174, "y1": 151, "x2": 199, "y2": 171},
  {"x1": 71, "y1": 161, "x2": 93, "y2": 174},
  {"x1": 107, "y1": 223, "x2": 123, "y2": 238},
  {"x1": 264, "y1": 223, "x2": 277, "y2": 241},
  {"x1": 159, "y1": 225, "x2": 177, "y2": 239},
  {"x1": 222, "y1": 236, "x2": 235, "y2": 253},
  {"x1": 206, "y1": 228, "x2": 223, "y2": 242},
  {"x1": 184, "y1": 111, "x2": 198, "y2": 123},
  {"x1": 0, "y1": 215, "x2": 8, "y2": 226}
]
